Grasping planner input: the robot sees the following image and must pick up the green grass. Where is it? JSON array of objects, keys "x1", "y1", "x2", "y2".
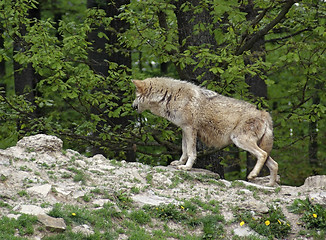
[
  {"x1": 288, "y1": 198, "x2": 326, "y2": 230},
  {"x1": 236, "y1": 205, "x2": 291, "y2": 239},
  {"x1": 0, "y1": 214, "x2": 38, "y2": 239},
  {"x1": 5, "y1": 196, "x2": 308, "y2": 239},
  {"x1": 44, "y1": 197, "x2": 226, "y2": 239},
  {"x1": 129, "y1": 209, "x2": 151, "y2": 225}
]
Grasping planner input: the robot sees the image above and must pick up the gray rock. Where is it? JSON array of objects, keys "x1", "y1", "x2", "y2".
[
  {"x1": 17, "y1": 134, "x2": 63, "y2": 152},
  {"x1": 37, "y1": 214, "x2": 66, "y2": 232},
  {"x1": 27, "y1": 184, "x2": 52, "y2": 197},
  {"x1": 73, "y1": 190, "x2": 86, "y2": 199},
  {"x1": 218, "y1": 179, "x2": 232, "y2": 187},
  {"x1": 72, "y1": 224, "x2": 94, "y2": 236},
  {"x1": 237, "y1": 180, "x2": 275, "y2": 191},
  {"x1": 309, "y1": 191, "x2": 326, "y2": 207},
  {"x1": 166, "y1": 165, "x2": 220, "y2": 180},
  {"x1": 233, "y1": 225, "x2": 264, "y2": 238},
  {"x1": 0, "y1": 134, "x2": 325, "y2": 240},
  {"x1": 302, "y1": 175, "x2": 326, "y2": 189},
  {"x1": 15, "y1": 205, "x2": 47, "y2": 215},
  {"x1": 249, "y1": 175, "x2": 281, "y2": 186},
  {"x1": 55, "y1": 186, "x2": 73, "y2": 196},
  {"x1": 132, "y1": 191, "x2": 178, "y2": 206},
  {"x1": 7, "y1": 214, "x2": 21, "y2": 220},
  {"x1": 93, "y1": 199, "x2": 111, "y2": 207}
]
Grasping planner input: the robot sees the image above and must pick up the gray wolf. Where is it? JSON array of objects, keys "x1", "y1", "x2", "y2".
[{"x1": 132, "y1": 77, "x2": 278, "y2": 186}]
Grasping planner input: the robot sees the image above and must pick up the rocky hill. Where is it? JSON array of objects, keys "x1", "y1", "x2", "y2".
[{"x1": 0, "y1": 134, "x2": 325, "y2": 240}]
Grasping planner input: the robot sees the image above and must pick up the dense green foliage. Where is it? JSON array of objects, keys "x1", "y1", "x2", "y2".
[{"x1": 0, "y1": 0, "x2": 325, "y2": 185}]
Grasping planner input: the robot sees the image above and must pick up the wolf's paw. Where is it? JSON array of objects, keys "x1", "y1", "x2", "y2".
[
  {"x1": 247, "y1": 172, "x2": 258, "y2": 181},
  {"x1": 177, "y1": 165, "x2": 192, "y2": 171},
  {"x1": 170, "y1": 160, "x2": 183, "y2": 166},
  {"x1": 266, "y1": 181, "x2": 277, "y2": 187}
]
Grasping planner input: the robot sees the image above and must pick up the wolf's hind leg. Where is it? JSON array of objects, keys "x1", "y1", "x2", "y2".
[
  {"x1": 231, "y1": 135, "x2": 268, "y2": 181},
  {"x1": 265, "y1": 156, "x2": 278, "y2": 186},
  {"x1": 171, "y1": 131, "x2": 188, "y2": 166}
]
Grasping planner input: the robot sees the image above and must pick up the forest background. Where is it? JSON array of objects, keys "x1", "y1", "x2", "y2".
[{"x1": 0, "y1": 0, "x2": 325, "y2": 186}]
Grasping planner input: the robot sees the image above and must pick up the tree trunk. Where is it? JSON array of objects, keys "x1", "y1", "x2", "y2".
[
  {"x1": 87, "y1": 0, "x2": 135, "y2": 161},
  {"x1": 13, "y1": 4, "x2": 40, "y2": 101},
  {"x1": 172, "y1": 0, "x2": 224, "y2": 178},
  {"x1": 0, "y1": 27, "x2": 5, "y2": 78},
  {"x1": 308, "y1": 89, "x2": 320, "y2": 173},
  {"x1": 0, "y1": 26, "x2": 6, "y2": 94},
  {"x1": 13, "y1": 2, "x2": 41, "y2": 136},
  {"x1": 173, "y1": 0, "x2": 217, "y2": 82},
  {"x1": 241, "y1": 1, "x2": 269, "y2": 178}
]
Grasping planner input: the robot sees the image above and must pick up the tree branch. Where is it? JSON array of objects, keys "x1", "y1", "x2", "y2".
[
  {"x1": 265, "y1": 27, "x2": 311, "y2": 43},
  {"x1": 236, "y1": 0, "x2": 296, "y2": 55}
]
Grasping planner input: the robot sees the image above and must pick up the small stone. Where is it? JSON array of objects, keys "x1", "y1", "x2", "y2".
[
  {"x1": 72, "y1": 224, "x2": 94, "y2": 236},
  {"x1": 72, "y1": 191, "x2": 85, "y2": 199},
  {"x1": 234, "y1": 225, "x2": 260, "y2": 237},
  {"x1": 132, "y1": 191, "x2": 178, "y2": 206},
  {"x1": 302, "y1": 175, "x2": 326, "y2": 189},
  {"x1": 218, "y1": 179, "x2": 232, "y2": 187},
  {"x1": 37, "y1": 214, "x2": 66, "y2": 232},
  {"x1": 93, "y1": 199, "x2": 110, "y2": 207},
  {"x1": 90, "y1": 154, "x2": 107, "y2": 163},
  {"x1": 309, "y1": 191, "x2": 326, "y2": 207},
  {"x1": 7, "y1": 214, "x2": 21, "y2": 220},
  {"x1": 55, "y1": 187, "x2": 72, "y2": 196},
  {"x1": 27, "y1": 184, "x2": 52, "y2": 197},
  {"x1": 237, "y1": 180, "x2": 275, "y2": 191},
  {"x1": 16, "y1": 205, "x2": 47, "y2": 215}
]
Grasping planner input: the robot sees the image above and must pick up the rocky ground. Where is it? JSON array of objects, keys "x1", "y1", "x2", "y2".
[{"x1": 0, "y1": 134, "x2": 325, "y2": 240}]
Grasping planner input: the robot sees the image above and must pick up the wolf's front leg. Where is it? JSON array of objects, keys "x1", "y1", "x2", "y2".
[
  {"x1": 176, "y1": 127, "x2": 197, "y2": 171},
  {"x1": 171, "y1": 130, "x2": 188, "y2": 166}
]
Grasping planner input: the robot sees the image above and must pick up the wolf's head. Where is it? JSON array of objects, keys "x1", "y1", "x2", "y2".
[
  {"x1": 132, "y1": 80, "x2": 149, "y2": 113},
  {"x1": 132, "y1": 78, "x2": 169, "y2": 115}
]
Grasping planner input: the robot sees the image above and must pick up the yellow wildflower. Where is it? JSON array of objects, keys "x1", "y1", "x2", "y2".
[
  {"x1": 180, "y1": 205, "x2": 185, "y2": 210},
  {"x1": 278, "y1": 219, "x2": 282, "y2": 224},
  {"x1": 313, "y1": 213, "x2": 317, "y2": 218},
  {"x1": 71, "y1": 212, "x2": 76, "y2": 216},
  {"x1": 265, "y1": 220, "x2": 270, "y2": 226},
  {"x1": 240, "y1": 221, "x2": 245, "y2": 226}
]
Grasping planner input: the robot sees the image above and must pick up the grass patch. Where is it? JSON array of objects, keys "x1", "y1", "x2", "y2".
[
  {"x1": 202, "y1": 215, "x2": 225, "y2": 239},
  {"x1": 1, "y1": 196, "x2": 227, "y2": 239},
  {"x1": 288, "y1": 198, "x2": 326, "y2": 230},
  {"x1": 67, "y1": 167, "x2": 87, "y2": 184},
  {"x1": 0, "y1": 214, "x2": 38, "y2": 239},
  {"x1": 236, "y1": 205, "x2": 291, "y2": 239},
  {"x1": 129, "y1": 209, "x2": 151, "y2": 225}
]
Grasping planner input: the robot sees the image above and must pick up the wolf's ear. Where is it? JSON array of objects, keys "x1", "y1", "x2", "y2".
[{"x1": 132, "y1": 80, "x2": 145, "y2": 93}]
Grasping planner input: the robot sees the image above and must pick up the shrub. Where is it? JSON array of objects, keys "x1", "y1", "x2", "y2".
[
  {"x1": 237, "y1": 205, "x2": 291, "y2": 239},
  {"x1": 288, "y1": 198, "x2": 326, "y2": 230}
]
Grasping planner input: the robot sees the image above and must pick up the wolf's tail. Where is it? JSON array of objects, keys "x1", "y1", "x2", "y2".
[{"x1": 258, "y1": 112, "x2": 274, "y2": 155}]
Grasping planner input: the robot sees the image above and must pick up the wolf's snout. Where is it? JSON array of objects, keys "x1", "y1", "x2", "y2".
[{"x1": 132, "y1": 101, "x2": 138, "y2": 110}]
